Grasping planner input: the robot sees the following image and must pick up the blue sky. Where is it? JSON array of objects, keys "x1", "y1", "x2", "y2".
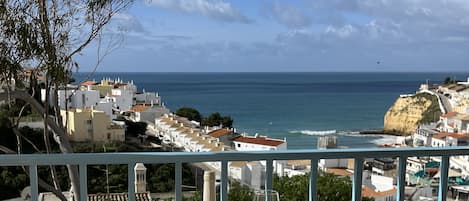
[{"x1": 76, "y1": 0, "x2": 469, "y2": 72}]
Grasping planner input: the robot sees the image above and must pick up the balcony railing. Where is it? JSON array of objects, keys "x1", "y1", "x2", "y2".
[{"x1": 1, "y1": 147, "x2": 469, "y2": 201}]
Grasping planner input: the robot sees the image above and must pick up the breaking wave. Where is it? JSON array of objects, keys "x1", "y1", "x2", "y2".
[
  {"x1": 289, "y1": 130, "x2": 382, "y2": 137},
  {"x1": 289, "y1": 130, "x2": 337, "y2": 136}
]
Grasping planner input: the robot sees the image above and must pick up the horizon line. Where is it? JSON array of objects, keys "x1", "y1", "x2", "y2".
[{"x1": 73, "y1": 71, "x2": 469, "y2": 74}]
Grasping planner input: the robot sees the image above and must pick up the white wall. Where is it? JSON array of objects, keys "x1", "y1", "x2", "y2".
[
  {"x1": 233, "y1": 141, "x2": 286, "y2": 151},
  {"x1": 319, "y1": 158, "x2": 348, "y2": 169},
  {"x1": 96, "y1": 102, "x2": 114, "y2": 119}
]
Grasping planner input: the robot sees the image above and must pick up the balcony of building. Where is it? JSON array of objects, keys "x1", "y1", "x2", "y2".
[{"x1": 1, "y1": 146, "x2": 468, "y2": 201}]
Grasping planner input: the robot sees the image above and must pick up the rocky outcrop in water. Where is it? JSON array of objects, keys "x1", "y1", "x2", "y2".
[{"x1": 383, "y1": 93, "x2": 441, "y2": 135}]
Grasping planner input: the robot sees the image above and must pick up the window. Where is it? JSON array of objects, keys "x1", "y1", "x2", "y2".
[{"x1": 237, "y1": 143, "x2": 240, "y2": 148}]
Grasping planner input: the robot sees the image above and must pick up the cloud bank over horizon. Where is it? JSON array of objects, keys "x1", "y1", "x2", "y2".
[{"x1": 76, "y1": 0, "x2": 469, "y2": 72}]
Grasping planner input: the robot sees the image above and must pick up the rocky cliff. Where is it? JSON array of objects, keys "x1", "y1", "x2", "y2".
[{"x1": 383, "y1": 93, "x2": 441, "y2": 135}]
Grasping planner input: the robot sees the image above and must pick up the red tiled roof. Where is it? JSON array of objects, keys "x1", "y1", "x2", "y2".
[
  {"x1": 362, "y1": 186, "x2": 396, "y2": 198},
  {"x1": 88, "y1": 192, "x2": 151, "y2": 201},
  {"x1": 448, "y1": 122, "x2": 455, "y2": 128},
  {"x1": 233, "y1": 136, "x2": 285, "y2": 146},
  {"x1": 441, "y1": 112, "x2": 458, "y2": 118},
  {"x1": 433, "y1": 132, "x2": 453, "y2": 139},
  {"x1": 208, "y1": 128, "x2": 231, "y2": 138},
  {"x1": 81, "y1": 81, "x2": 97, "y2": 86},
  {"x1": 433, "y1": 132, "x2": 469, "y2": 139},
  {"x1": 131, "y1": 105, "x2": 147, "y2": 112},
  {"x1": 326, "y1": 168, "x2": 353, "y2": 176}
]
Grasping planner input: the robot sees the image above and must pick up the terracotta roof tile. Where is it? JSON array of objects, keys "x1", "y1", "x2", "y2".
[
  {"x1": 88, "y1": 192, "x2": 151, "y2": 201},
  {"x1": 81, "y1": 81, "x2": 97, "y2": 86},
  {"x1": 441, "y1": 112, "x2": 458, "y2": 118},
  {"x1": 433, "y1": 132, "x2": 469, "y2": 140},
  {"x1": 287, "y1": 160, "x2": 310, "y2": 166},
  {"x1": 326, "y1": 168, "x2": 353, "y2": 176},
  {"x1": 230, "y1": 161, "x2": 248, "y2": 168},
  {"x1": 362, "y1": 186, "x2": 396, "y2": 198},
  {"x1": 208, "y1": 128, "x2": 232, "y2": 138},
  {"x1": 233, "y1": 136, "x2": 285, "y2": 147},
  {"x1": 131, "y1": 105, "x2": 147, "y2": 112}
]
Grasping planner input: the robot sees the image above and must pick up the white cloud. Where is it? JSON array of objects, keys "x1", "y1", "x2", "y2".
[
  {"x1": 145, "y1": 0, "x2": 251, "y2": 23},
  {"x1": 112, "y1": 13, "x2": 146, "y2": 33},
  {"x1": 268, "y1": 2, "x2": 312, "y2": 29},
  {"x1": 365, "y1": 20, "x2": 403, "y2": 40},
  {"x1": 325, "y1": 24, "x2": 356, "y2": 38}
]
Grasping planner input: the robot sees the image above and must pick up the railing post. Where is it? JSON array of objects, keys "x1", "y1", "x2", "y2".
[
  {"x1": 175, "y1": 162, "x2": 182, "y2": 201},
  {"x1": 128, "y1": 162, "x2": 136, "y2": 201},
  {"x1": 221, "y1": 160, "x2": 228, "y2": 201},
  {"x1": 438, "y1": 156, "x2": 450, "y2": 201},
  {"x1": 265, "y1": 159, "x2": 273, "y2": 201},
  {"x1": 397, "y1": 156, "x2": 407, "y2": 201},
  {"x1": 79, "y1": 163, "x2": 88, "y2": 201},
  {"x1": 352, "y1": 158, "x2": 364, "y2": 201},
  {"x1": 309, "y1": 159, "x2": 318, "y2": 201},
  {"x1": 29, "y1": 164, "x2": 38, "y2": 201}
]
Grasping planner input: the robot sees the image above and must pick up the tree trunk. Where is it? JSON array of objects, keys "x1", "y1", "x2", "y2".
[{"x1": 0, "y1": 91, "x2": 80, "y2": 200}]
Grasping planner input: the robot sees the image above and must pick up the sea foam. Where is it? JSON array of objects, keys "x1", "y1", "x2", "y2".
[{"x1": 289, "y1": 130, "x2": 337, "y2": 136}]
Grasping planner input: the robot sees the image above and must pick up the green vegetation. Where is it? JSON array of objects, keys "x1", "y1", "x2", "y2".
[
  {"x1": 274, "y1": 173, "x2": 374, "y2": 201},
  {"x1": 202, "y1": 112, "x2": 233, "y2": 128},
  {"x1": 176, "y1": 107, "x2": 202, "y2": 122},
  {"x1": 416, "y1": 93, "x2": 442, "y2": 124},
  {"x1": 0, "y1": 114, "x2": 194, "y2": 199},
  {"x1": 1, "y1": 1, "x2": 133, "y2": 199},
  {"x1": 227, "y1": 180, "x2": 255, "y2": 201},
  {"x1": 185, "y1": 173, "x2": 374, "y2": 201},
  {"x1": 444, "y1": 76, "x2": 459, "y2": 85},
  {"x1": 124, "y1": 120, "x2": 148, "y2": 137},
  {"x1": 176, "y1": 107, "x2": 234, "y2": 128},
  {"x1": 184, "y1": 180, "x2": 254, "y2": 201}
]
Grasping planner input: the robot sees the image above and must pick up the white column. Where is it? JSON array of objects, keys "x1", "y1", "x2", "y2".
[{"x1": 203, "y1": 171, "x2": 216, "y2": 201}]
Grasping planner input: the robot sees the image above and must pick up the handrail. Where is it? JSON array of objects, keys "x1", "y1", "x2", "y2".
[
  {"x1": 1, "y1": 147, "x2": 468, "y2": 166},
  {"x1": 1, "y1": 146, "x2": 468, "y2": 201}
]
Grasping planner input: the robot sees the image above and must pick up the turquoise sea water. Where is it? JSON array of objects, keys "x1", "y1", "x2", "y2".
[{"x1": 74, "y1": 72, "x2": 468, "y2": 149}]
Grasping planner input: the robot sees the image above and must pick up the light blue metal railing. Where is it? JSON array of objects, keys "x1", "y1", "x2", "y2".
[{"x1": 1, "y1": 147, "x2": 469, "y2": 201}]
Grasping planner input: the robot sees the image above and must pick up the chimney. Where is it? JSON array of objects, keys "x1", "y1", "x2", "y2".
[
  {"x1": 134, "y1": 163, "x2": 147, "y2": 193},
  {"x1": 203, "y1": 171, "x2": 216, "y2": 201}
]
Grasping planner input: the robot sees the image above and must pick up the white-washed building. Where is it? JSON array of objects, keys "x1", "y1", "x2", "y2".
[
  {"x1": 413, "y1": 125, "x2": 439, "y2": 147},
  {"x1": 233, "y1": 134, "x2": 287, "y2": 176}
]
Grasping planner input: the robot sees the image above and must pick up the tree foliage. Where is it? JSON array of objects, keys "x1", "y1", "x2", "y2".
[
  {"x1": 227, "y1": 180, "x2": 255, "y2": 201},
  {"x1": 125, "y1": 120, "x2": 148, "y2": 137},
  {"x1": 444, "y1": 76, "x2": 458, "y2": 85},
  {"x1": 176, "y1": 107, "x2": 202, "y2": 122},
  {"x1": 0, "y1": 1, "x2": 132, "y2": 200},
  {"x1": 202, "y1": 112, "x2": 233, "y2": 128},
  {"x1": 175, "y1": 107, "x2": 234, "y2": 128},
  {"x1": 184, "y1": 180, "x2": 254, "y2": 201},
  {"x1": 274, "y1": 173, "x2": 374, "y2": 201}
]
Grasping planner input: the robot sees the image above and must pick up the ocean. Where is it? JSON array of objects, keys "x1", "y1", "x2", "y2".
[{"x1": 74, "y1": 72, "x2": 468, "y2": 149}]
